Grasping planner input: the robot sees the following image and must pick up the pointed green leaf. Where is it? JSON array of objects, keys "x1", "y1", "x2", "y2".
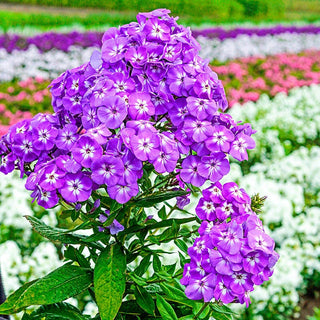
[
  {"x1": 94, "y1": 244, "x2": 126, "y2": 320},
  {"x1": 134, "y1": 286, "x2": 155, "y2": 315},
  {"x1": 153, "y1": 255, "x2": 162, "y2": 272},
  {"x1": 25, "y1": 215, "x2": 103, "y2": 250},
  {"x1": 134, "y1": 190, "x2": 189, "y2": 208},
  {"x1": 0, "y1": 264, "x2": 92, "y2": 314},
  {"x1": 128, "y1": 273, "x2": 147, "y2": 286},
  {"x1": 156, "y1": 295, "x2": 178, "y2": 320},
  {"x1": 174, "y1": 239, "x2": 189, "y2": 254},
  {"x1": 28, "y1": 302, "x2": 89, "y2": 319},
  {"x1": 159, "y1": 283, "x2": 198, "y2": 309},
  {"x1": 135, "y1": 254, "x2": 151, "y2": 277},
  {"x1": 158, "y1": 206, "x2": 167, "y2": 220}
]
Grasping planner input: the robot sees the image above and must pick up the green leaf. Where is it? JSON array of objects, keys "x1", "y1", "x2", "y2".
[
  {"x1": 71, "y1": 210, "x2": 80, "y2": 222},
  {"x1": 28, "y1": 302, "x2": 89, "y2": 319},
  {"x1": 210, "y1": 303, "x2": 236, "y2": 319},
  {"x1": 156, "y1": 295, "x2": 178, "y2": 320},
  {"x1": 159, "y1": 283, "x2": 198, "y2": 309},
  {"x1": 158, "y1": 206, "x2": 167, "y2": 220},
  {"x1": 153, "y1": 255, "x2": 162, "y2": 273},
  {"x1": 128, "y1": 273, "x2": 147, "y2": 287},
  {"x1": 174, "y1": 239, "x2": 189, "y2": 254},
  {"x1": 135, "y1": 254, "x2": 151, "y2": 277},
  {"x1": 134, "y1": 190, "x2": 189, "y2": 208},
  {"x1": 119, "y1": 300, "x2": 144, "y2": 315},
  {"x1": 60, "y1": 209, "x2": 74, "y2": 219},
  {"x1": 64, "y1": 246, "x2": 90, "y2": 268},
  {"x1": 25, "y1": 215, "x2": 103, "y2": 250},
  {"x1": 94, "y1": 244, "x2": 126, "y2": 320},
  {"x1": 0, "y1": 264, "x2": 92, "y2": 314},
  {"x1": 123, "y1": 217, "x2": 197, "y2": 235},
  {"x1": 134, "y1": 286, "x2": 155, "y2": 315}
]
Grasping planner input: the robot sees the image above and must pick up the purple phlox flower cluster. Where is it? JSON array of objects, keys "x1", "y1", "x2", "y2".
[
  {"x1": 0, "y1": 9, "x2": 256, "y2": 210},
  {"x1": 181, "y1": 181, "x2": 279, "y2": 307}
]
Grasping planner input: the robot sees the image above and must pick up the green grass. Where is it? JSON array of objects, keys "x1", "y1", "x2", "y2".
[{"x1": 0, "y1": 0, "x2": 319, "y2": 31}]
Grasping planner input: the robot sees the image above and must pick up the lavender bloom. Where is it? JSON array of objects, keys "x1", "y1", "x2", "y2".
[
  {"x1": 107, "y1": 180, "x2": 139, "y2": 204},
  {"x1": 56, "y1": 124, "x2": 78, "y2": 151},
  {"x1": 33, "y1": 188, "x2": 60, "y2": 209},
  {"x1": 97, "y1": 96, "x2": 127, "y2": 129},
  {"x1": 12, "y1": 133, "x2": 39, "y2": 163},
  {"x1": 130, "y1": 129, "x2": 160, "y2": 161},
  {"x1": 143, "y1": 18, "x2": 171, "y2": 42},
  {"x1": 180, "y1": 155, "x2": 206, "y2": 187},
  {"x1": 91, "y1": 156, "x2": 124, "y2": 186},
  {"x1": 0, "y1": 153, "x2": 16, "y2": 174},
  {"x1": 38, "y1": 163, "x2": 65, "y2": 191},
  {"x1": 198, "y1": 153, "x2": 230, "y2": 183},
  {"x1": 59, "y1": 172, "x2": 92, "y2": 203},
  {"x1": 229, "y1": 133, "x2": 256, "y2": 161},
  {"x1": 71, "y1": 136, "x2": 103, "y2": 168},
  {"x1": 128, "y1": 92, "x2": 155, "y2": 120}
]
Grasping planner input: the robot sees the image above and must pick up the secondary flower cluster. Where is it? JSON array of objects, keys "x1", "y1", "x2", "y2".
[
  {"x1": 0, "y1": 9, "x2": 255, "y2": 209},
  {"x1": 181, "y1": 182, "x2": 279, "y2": 306}
]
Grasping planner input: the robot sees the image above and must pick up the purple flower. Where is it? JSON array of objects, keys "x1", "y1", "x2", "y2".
[
  {"x1": 167, "y1": 66, "x2": 195, "y2": 96},
  {"x1": 184, "y1": 117, "x2": 213, "y2": 143},
  {"x1": 91, "y1": 155, "x2": 124, "y2": 186},
  {"x1": 222, "y1": 182, "x2": 251, "y2": 204},
  {"x1": 34, "y1": 188, "x2": 59, "y2": 209},
  {"x1": 128, "y1": 92, "x2": 155, "y2": 120},
  {"x1": 122, "y1": 149, "x2": 143, "y2": 183},
  {"x1": 12, "y1": 133, "x2": 39, "y2": 163},
  {"x1": 186, "y1": 97, "x2": 217, "y2": 120},
  {"x1": 85, "y1": 124, "x2": 112, "y2": 145},
  {"x1": 143, "y1": 18, "x2": 171, "y2": 42},
  {"x1": 59, "y1": 172, "x2": 92, "y2": 203},
  {"x1": 39, "y1": 163, "x2": 65, "y2": 191},
  {"x1": 102, "y1": 37, "x2": 128, "y2": 63},
  {"x1": 0, "y1": 153, "x2": 16, "y2": 174},
  {"x1": 205, "y1": 125, "x2": 234, "y2": 153},
  {"x1": 194, "y1": 73, "x2": 218, "y2": 100},
  {"x1": 107, "y1": 179, "x2": 139, "y2": 204},
  {"x1": 180, "y1": 155, "x2": 206, "y2": 187},
  {"x1": 130, "y1": 129, "x2": 160, "y2": 161},
  {"x1": 71, "y1": 136, "x2": 103, "y2": 168},
  {"x1": 56, "y1": 124, "x2": 78, "y2": 151},
  {"x1": 99, "y1": 210, "x2": 124, "y2": 235},
  {"x1": 181, "y1": 182, "x2": 279, "y2": 306},
  {"x1": 125, "y1": 46, "x2": 147, "y2": 67},
  {"x1": 185, "y1": 274, "x2": 216, "y2": 302},
  {"x1": 195, "y1": 198, "x2": 217, "y2": 221},
  {"x1": 81, "y1": 106, "x2": 101, "y2": 129},
  {"x1": 198, "y1": 153, "x2": 230, "y2": 183},
  {"x1": 229, "y1": 133, "x2": 255, "y2": 161},
  {"x1": 97, "y1": 96, "x2": 127, "y2": 129}
]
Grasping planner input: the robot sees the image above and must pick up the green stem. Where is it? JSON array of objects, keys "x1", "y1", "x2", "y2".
[
  {"x1": 135, "y1": 172, "x2": 177, "y2": 200},
  {"x1": 193, "y1": 302, "x2": 210, "y2": 320},
  {"x1": 131, "y1": 229, "x2": 198, "y2": 254}
]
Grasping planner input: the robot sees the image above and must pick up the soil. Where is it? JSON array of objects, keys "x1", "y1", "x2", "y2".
[{"x1": 296, "y1": 293, "x2": 320, "y2": 320}]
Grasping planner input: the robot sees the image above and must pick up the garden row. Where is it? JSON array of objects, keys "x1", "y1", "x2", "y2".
[
  {"x1": 2, "y1": 25, "x2": 320, "y2": 52},
  {"x1": 0, "y1": 48, "x2": 319, "y2": 135}
]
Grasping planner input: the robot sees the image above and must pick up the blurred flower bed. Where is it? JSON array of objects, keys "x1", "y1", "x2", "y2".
[
  {"x1": 215, "y1": 50, "x2": 320, "y2": 106},
  {"x1": 1, "y1": 25, "x2": 320, "y2": 53},
  {"x1": 0, "y1": 23, "x2": 320, "y2": 319}
]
